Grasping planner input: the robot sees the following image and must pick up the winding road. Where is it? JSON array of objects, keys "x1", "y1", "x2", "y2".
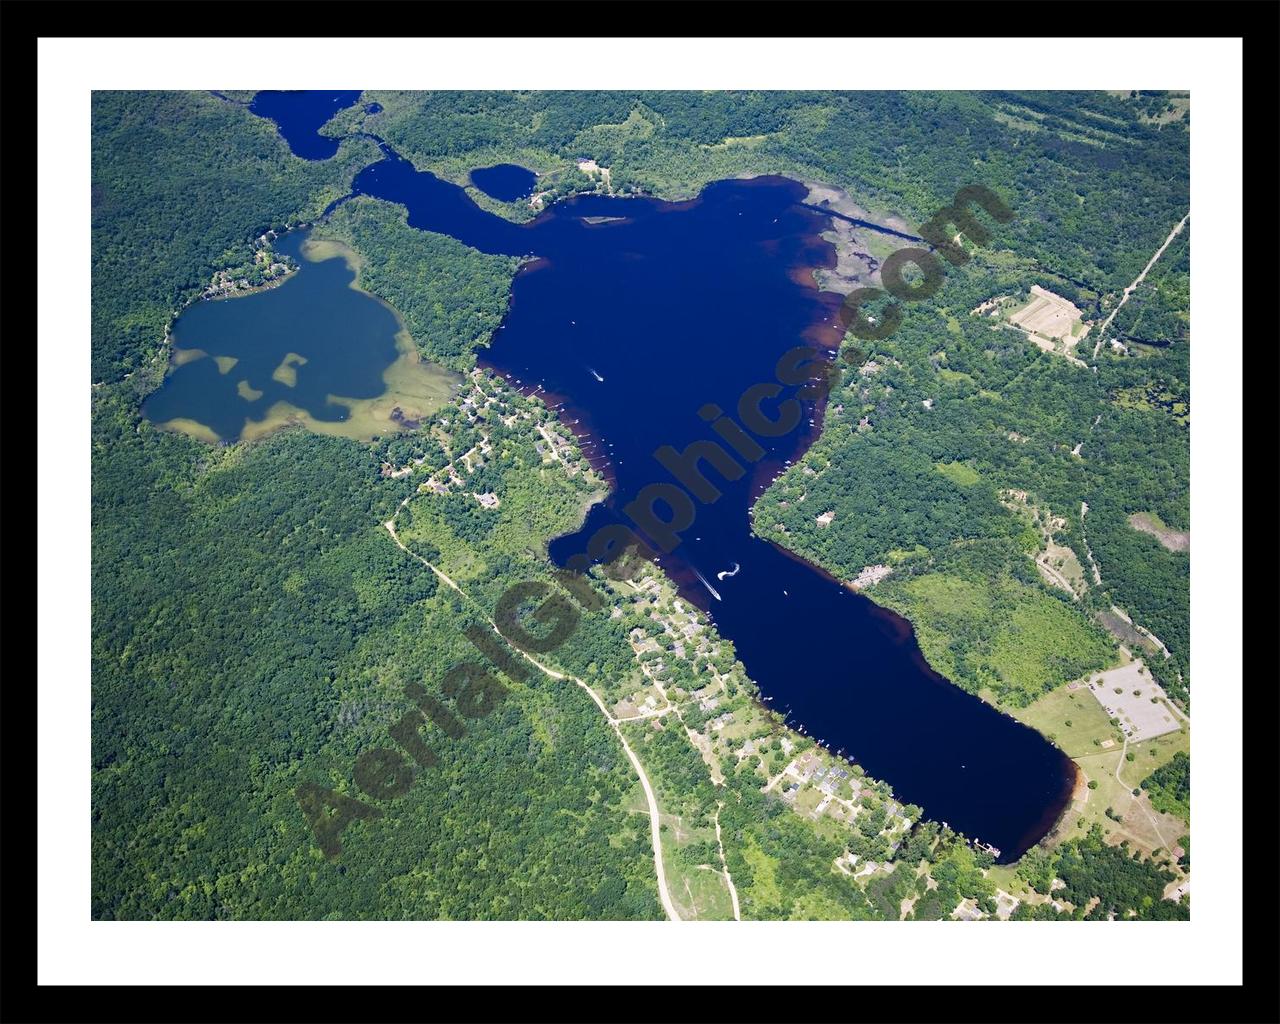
[{"x1": 384, "y1": 517, "x2": 682, "y2": 922}]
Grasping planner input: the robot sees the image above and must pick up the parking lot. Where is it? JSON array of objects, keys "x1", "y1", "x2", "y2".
[{"x1": 1084, "y1": 661, "x2": 1181, "y2": 742}]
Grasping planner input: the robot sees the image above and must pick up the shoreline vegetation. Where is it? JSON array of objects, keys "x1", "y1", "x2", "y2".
[{"x1": 94, "y1": 88, "x2": 1192, "y2": 921}]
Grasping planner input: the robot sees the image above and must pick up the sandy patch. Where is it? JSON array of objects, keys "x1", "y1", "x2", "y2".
[
  {"x1": 271, "y1": 352, "x2": 308, "y2": 388},
  {"x1": 848, "y1": 564, "x2": 893, "y2": 591},
  {"x1": 1128, "y1": 512, "x2": 1189, "y2": 553},
  {"x1": 1005, "y1": 286, "x2": 1090, "y2": 366},
  {"x1": 171, "y1": 347, "x2": 208, "y2": 367},
  {"x1": 154, "y1": 417, "x2": 221, "y2": 444}
]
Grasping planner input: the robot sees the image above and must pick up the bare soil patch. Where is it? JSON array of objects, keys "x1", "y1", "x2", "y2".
[{"x1": 1128, "y1": 512, "x2": 1189, "y2": 553}]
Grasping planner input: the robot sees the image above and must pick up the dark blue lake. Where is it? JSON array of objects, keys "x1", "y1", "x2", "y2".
[
  {"x1": 470, "y1": 163, "x2": 538, "y2": 202},
  {"x1": 348, "y1": 152, "x2": 1076, "y2": 860},
  {"x1": 250, "y1": 90, "x2": 363, "y2": 160}
]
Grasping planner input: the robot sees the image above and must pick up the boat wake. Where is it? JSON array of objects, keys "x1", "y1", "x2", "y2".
[
  {"x1": 693, "y1": 567, "x2": 722, "y2": 601},
  {"x1": 587, "y1": 367, "x2": 604, "y2": 382},
  {"x1": 716, "y1": 562, "x2": 741, "y2": 581}
]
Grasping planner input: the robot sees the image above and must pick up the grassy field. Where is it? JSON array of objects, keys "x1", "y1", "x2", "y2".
[
  {"x1": 666, "y1": 849, "x2": 735, "y2": 922},
  {"x1": 659, "y1": 800, "x2": 737, "y2": 921},
  {"x1": 997, "y1": 682, "x2": 1120, "y2": 758},
  {"x1": 890, "y1": 567, "x2": 1114, "y2": 706},
  {"x1": 983, "y1": 862, "x2": 1031, "y2": 899},
  {"x1": 934, "y1": 461, "x2": 982, "y2": 487},
  {"x1": 1068, "y1": 733, "x2": 1187, "y2": 854},
  {"x1": 1049, "y1": 724, "x2": 1188, "y2": 860},
  {"x1": 1000, "y1": 661, "x2": 1189, "y2": 864}
]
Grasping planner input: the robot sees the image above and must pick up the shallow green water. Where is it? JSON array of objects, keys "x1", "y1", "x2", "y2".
[{"x1": 143, "y1": 231, "x2": 408, "y2": 441}]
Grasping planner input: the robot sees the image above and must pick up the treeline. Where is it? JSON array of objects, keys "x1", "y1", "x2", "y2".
[
  {"x1": 310, "y1": 196, "x2": 519, "y2": 370},
  {"x1": 1141, "y1": 751, "x2": 1190, "y2": 821},
  {"x1": 1054, "y1": 826, "x2": 1186, "y2": 920},
  {"x1": 1085, "y1": 229, "x2": 1190, "y2": 698},
  {"x1": 1012, "y1": 825, "x2": 1186, "y2": 920},
  {"x1": 361, "y1": 89, "x2": 1187, "y2": 295}
]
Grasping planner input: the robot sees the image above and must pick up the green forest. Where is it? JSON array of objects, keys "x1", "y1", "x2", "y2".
[
  {"x1": 1141, "y1": 751, "x2": 1191, "y2": 822},
  {"x1": 92, "y1": 388, "x2": 664, "y2": 919},
  {"x1": 92, "y1": 90, "x2": 1190, "y2": 921},
  {"x1": 350, "y1": 89, "x2": 1187, "y2": 298},
  {"x1": 309, "y1": 197, "x2": 520, "y2": 371}
]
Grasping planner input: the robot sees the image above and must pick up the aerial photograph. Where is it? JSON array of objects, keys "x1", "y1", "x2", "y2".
[{"x1": 90, "y1": 87, "x2": 1192, "y2": 924}]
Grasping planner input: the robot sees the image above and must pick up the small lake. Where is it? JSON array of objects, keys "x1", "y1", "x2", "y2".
[
  {"x1": 249, "y1": 90, "x2": 363, "y2": 160},
  {"x1": 143, "y1": 230, "x2": 455, "y2": 443},
  {"x1": 470, "y1": 163, "x2": 538, "y2": 202},
  {"x1": 243, "y1": 97, "x2": 1078, "y2": 859}
]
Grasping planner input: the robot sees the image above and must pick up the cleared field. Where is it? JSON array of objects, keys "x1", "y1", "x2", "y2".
[
  {"x1": 1009, "y1": 286, "x2": 1086, "y2": 341},
  {"x1": 1035, "y1": 720, "x2": 1189, "y2": 858},
  {"x1": 1036, "y1": 542, "x2": 1087, "y2": 599},
  {"x1": 1128, "y1": 511, "x2": 1190, "y2": 553},
  {"x1": 935, "y1": 460, "x2": 982, "y2": 487},
  {"x1": 1005, "y1": 662, "x2": 1189, "y2": 865},
  {"x1": 663, "y1": 834, "x2": 735, "y2": 922},
  {"x1": 1003, "y1": 286, "x2": 1090, "y2": 366},
  {"x1": 1096, "y1": 608, "x2": 1162, "y2": 657},
  {"x1": 1062, "y1": 725, "x2": 1189, "y2": 856},
  {"x1": 1012, "y1": 682, "x2": 1121, "y2": 758}
]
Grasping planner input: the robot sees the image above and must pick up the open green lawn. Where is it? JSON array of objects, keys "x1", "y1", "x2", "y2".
[
  {"x1": 1002, "y1": 682, "x2": 1121, "y2": 758},
  {"x1": 982, "y1": 862, "x2": 1031, "y2": 899},
  {"x1": 1049, "y1": 724, "x2": 1189, "y2": 860},
  {"x1": 935, "y1": 461, "x2": 982, "y2": 487}
]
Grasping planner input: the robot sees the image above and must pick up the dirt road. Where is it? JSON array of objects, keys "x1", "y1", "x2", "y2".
[
  {"x1": 1114, "y1": 734, "x2": 1172, "y2": 852},
  {"x1": 714, "y1": 802, "x2": 742, "y2": 921},
  {"x1": 383, "y1": 518, "x2": 682, "y2": 922},
  {"x1": 1093, "y1": 212, "x2": 1190, "y2": 358}
]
